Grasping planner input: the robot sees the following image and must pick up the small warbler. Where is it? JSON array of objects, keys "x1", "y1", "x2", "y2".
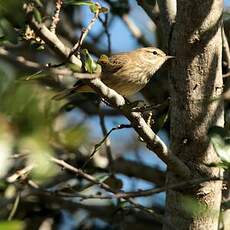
[{"x1": 54, "y1": 47, "x2": 174, "y2": 99}]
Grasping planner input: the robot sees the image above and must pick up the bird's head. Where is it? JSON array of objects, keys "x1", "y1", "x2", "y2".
[{"x1": 135, "y1": 47, "x2": 175, "y2": 76}]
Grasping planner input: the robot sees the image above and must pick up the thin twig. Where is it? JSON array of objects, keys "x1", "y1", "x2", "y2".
[
  {"x1": 50, "y1": 157, "x2": 172, "y2": 226},
  {"x1": 98, "y1": 102, "x2": 114, "y2": 174},
  {"x1": 82, "y1": 124, "x2": 132, "y2": 169},
  {"x1": 51, "y1": 157, "x2": 115, "y2": 193},
  {"x1": 48, "y1": 176, "x2": 223, "y2": 200},
  {"x1": 0, "y1": 47, "x2": 74, "y2": 77},
  {"x1": 68, "y1": 8, "x2": 100, "y2": 59},
  {"x1": 50, "y1": 0, "x2": 63, "y2": 33},
  {"x1": 8, "y1": 193, "x2": 20, "y2": 221},
  {"x1": 98, "y1": 14, "x2": 111, "y2": 55},
  {"x1": 7, "y1": 164, "x2": 35, "y2": 183},
  {"x1": 8, "y1": 153, "x2": 28, "y2": 160}
]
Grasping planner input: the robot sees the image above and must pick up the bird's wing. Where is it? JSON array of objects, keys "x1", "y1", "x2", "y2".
[
  {"x1": 53, "y1": 53, "x2": 130, "y2": 100},
  {"x1": 99, "y1": 53, "x2": 130, "y2": 74}
]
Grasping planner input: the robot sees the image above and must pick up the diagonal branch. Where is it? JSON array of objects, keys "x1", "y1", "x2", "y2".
[{"x1": 50, "y1": 157, "x2": 168, "y2": 225}]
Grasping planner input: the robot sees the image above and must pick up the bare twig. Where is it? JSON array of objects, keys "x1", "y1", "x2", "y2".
[
  {"x1": 68, "y1": 7, "x2": 100, "y2": 59},
  {"x1": 28, "y1": 16, "x2": 82, "y2": 68},
  {"x1": 59, "y1": 13, "x2": 109, "y2": 56},
  {"x1": 51, "y1": 157, "x2": 115, "y2": 192},
  {"x1": 98, "y1": 14, "x2": 112, "y2": 54},
  {"x1": 50, "y1": 0, "x2": 63, "y2": 33},
  {"x1": 82, "y1": 124, "x2": 131, "y2": 169},
  {"x1": 8, "y1": 153, "x2": 28, "y2": 160},
  {"x1": 98, "y1": 103, "x2": 114, "y2": 174},
  {"x1": 7, "y1": 164, "x2": 35, "y2": 183},
  {"x1": 50, "y1": 176, "x2": 223, "y2": 200},
  {"x1": 8, "y1": 193, "x2": 20, "y2": 221},
  {"x1": 0, "y1": 47, "x2": 72, "y2": 76},
  {"x1": 50, "y1": 157, "x2": 171, "y2": 226},
  {"x1": 223, "y1": 72, "x2": 230, "y2": 78}
]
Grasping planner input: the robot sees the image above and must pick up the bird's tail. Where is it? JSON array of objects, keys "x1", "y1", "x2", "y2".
[{"x1": 52, "y1": 82, "x2": 93, "y2": 100}]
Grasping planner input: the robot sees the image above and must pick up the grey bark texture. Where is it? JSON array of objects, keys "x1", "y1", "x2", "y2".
[{"x1": 164, "y1": 0, "x2": 224, "y2": 229}]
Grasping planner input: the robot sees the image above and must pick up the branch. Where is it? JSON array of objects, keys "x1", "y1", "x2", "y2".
[
  {"x1": 222, "y1": 27, "x2": 230, "y2": 77},
  {"x1": 98, "y1": 103, "x2": 114, "y2": 174},
  {"x1": 50, "y1": 0, "x2": 63, "y2": 33},
  {"x1": 113, "y1": 158, "x2": 165, "y2": 186},
  {"x1": 0, "y1": 47, "x2": 72, "y2": 76},
  {"x1": 50, "y1": 157, "x2": 168, "y2": 225},
  {"x1": 68, "y1": 7, "x2": 100, "y2": 59},
  {"x1": 157, "y1": 0, "x2": 176, "y2": 49},
  {"x1": 27, "y1": 18, "x2": 191, "y2": 178},
  {"x1": 28, "y1": 16, "x2": 82, "y2": 69},
  {"x1": 122, "y1": 14, "x2": 150, "y2": 47},
  {"x1": 82, "y1": 123, "x2": 131, "y2": 169},
  {"x1": 58, "y1": 13, "x2": 108, "y2": 56}
]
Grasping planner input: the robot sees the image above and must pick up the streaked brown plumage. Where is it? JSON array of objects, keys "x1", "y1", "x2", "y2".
[{"x1": 54, "y1": 47, "x2": 174, "y2": 100}]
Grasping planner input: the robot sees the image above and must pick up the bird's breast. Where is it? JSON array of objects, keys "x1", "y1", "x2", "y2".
[{"x1": 101, "y1": 71, "x2": 149, "y2": 96}]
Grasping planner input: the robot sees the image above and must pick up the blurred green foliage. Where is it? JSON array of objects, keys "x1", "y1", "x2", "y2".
[
  {"x1": 0, "y1": 0, "x2": 25, "y2": 44},
  {"x1": 0, "y1": 221, "x2": 25, "y2": 230},
  {"x1": 0, "y1": 61, "x2": 88, "y2": 181}
]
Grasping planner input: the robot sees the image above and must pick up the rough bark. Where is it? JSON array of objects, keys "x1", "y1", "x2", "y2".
[{"x1": 164, "y1": 0, "x2": 224, "y2": 229}]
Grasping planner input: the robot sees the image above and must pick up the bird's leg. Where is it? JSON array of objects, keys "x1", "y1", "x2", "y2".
[
  {"x1": 122, "y1": 98, "x2": 147, "y2": 110},
  {"x1": 101, "y1": 97, "x2": 111, "y2": 107},
  {"x1": 131, "y1": 98, "x2": 170, "y2": 112}
]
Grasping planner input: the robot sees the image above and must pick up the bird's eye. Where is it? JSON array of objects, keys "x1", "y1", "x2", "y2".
[{"x1": 153, "y1": 51, "x2": 158, "y2": 55}]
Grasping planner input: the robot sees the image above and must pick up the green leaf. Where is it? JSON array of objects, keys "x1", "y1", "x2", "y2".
[
  {"x1": 89, "y1": 3, "x2": 99, "y2": 13},
  {"x1": 66, "y1": 63, "x2": 81, "y2": 73},
  {"x1": 33, "y1": 8, "x2": 42, "y2": 24},
  {"x1": 207, "y1": 162, "x2": 230, "y2": 169},
  {"x1": 208, "y1": 126, "x2": 230, "y2": 163},
  {"x1": 64, "y1": 0, "x2": 109, "y2": 14},
  {"x1": 0, "y1": 18, "x2": 18, "y2": 44},
  {"x1": 65, "y1": 0, "x2": 95, "y2": 7},
  {"x1": 81, "y1": 49, "x2": 99, "y2": 74},
  {"x1": 34, "y1": 0, "x2": 44, "y2": 8},
  {"x1": 19, "y1": 70, "x2": 47, "y2": 81},
  {"x1": 0, "y1": 35, "x2": 6, "y2": 43},
  {"x1": 0, "y1": 221, "x2": 25, "y2": 230}
]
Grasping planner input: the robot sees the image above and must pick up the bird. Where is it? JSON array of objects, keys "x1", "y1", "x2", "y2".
[{"x1": 53, "y1": 47, "x2": 174, "y2": 100}]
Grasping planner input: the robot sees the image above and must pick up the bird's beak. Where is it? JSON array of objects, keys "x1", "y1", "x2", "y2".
[{"x1": 166, "y1": 56, "x2": 175, "y2": 59}]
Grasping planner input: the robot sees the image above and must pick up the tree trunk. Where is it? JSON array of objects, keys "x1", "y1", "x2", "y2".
[{"x1": 164, "y1": 0, "x2": 224, "y2": 229}]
